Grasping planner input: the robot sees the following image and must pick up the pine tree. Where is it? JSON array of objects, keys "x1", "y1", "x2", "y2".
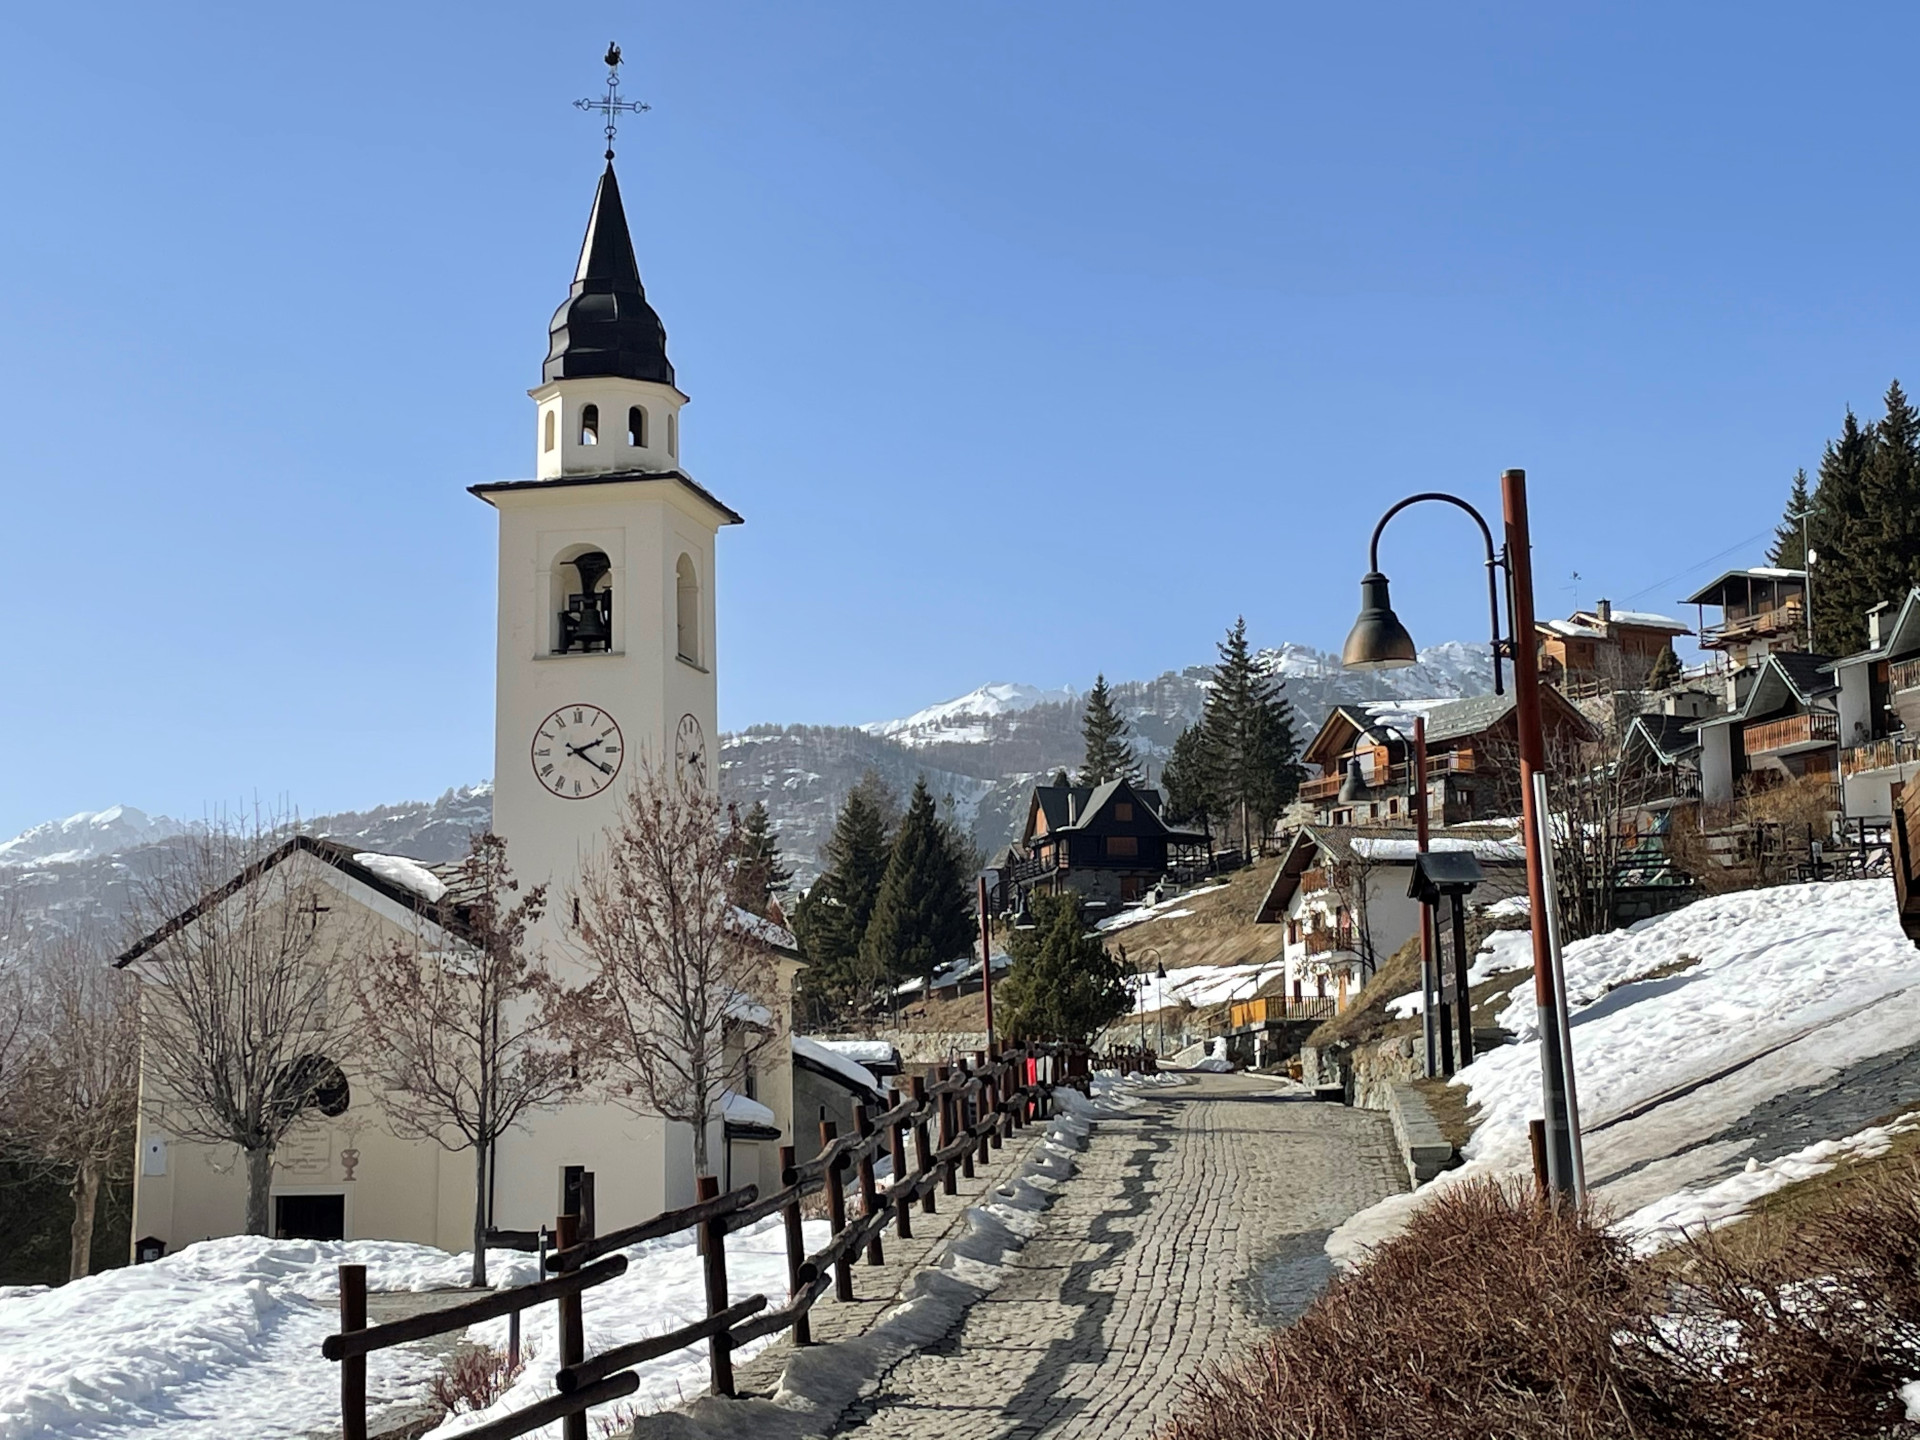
[
  {"x1": 1859, "y1": 380, "x2": 1920, "y2": 630},
  {"x1": 731, "y1": 800, "x2": 792, "y2": 916},
  {"x1": 1159, "y1": 723, "x2": 1214, "y2": 826},
  {"x1": 996, "y1": 893, "x2": 1130, "y2": 1044},
  {"x1": 1767, "y1": 469, "x2": 1812, "y2": 569},
  {"x1": 1811, "y1": 408, "x2": 1874, "y2": 654},
  {"x1": 861, "y1": 778, "x2": 976, "y2": 993},
  {"x1": 1646, "y1": 646, "x2": 1682, "y2": 692},
  {"x1": 1198, "y1": 618, "x2": 1301, "y2": 852},
  {"x1": 797, "y1": 772, "x2": 895, "y2": 1002},
  {"x1": 1076, "y1": 674, "x2": 1139, "y2": 787}
]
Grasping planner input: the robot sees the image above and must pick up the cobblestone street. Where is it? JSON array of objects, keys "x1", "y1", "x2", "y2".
[{"x1": 820, "y1": 1072, "x2": 1404, "y2": 1440}]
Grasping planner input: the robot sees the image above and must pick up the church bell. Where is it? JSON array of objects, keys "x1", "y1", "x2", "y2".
[{"x1": 559, "y1": 551, "x2": 614, "y2": 652}]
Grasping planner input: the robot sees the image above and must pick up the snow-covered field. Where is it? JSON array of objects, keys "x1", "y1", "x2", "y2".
[
  {"x1": 1331, "y1": 880, "x2": 1920, "y2": 1263},
  {"x1": 0, "y1": 1222, "x2": 826, "y2": 1440}
]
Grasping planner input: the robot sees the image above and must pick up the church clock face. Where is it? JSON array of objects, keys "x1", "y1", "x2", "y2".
[
  {"x1": 674, "y1": 713, "x2": 707, "y2": 790},
  {"x1": 531, "y1": 705, "x2": 624, "y2": 800}
]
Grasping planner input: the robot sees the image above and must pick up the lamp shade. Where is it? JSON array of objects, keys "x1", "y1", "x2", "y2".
[
  {"x1": 1336, "y1": 757, "x2": 1368, "y2": 804},
  {"x1": 1341, "y1": 572, "x2": 1418, "y2": 670}
]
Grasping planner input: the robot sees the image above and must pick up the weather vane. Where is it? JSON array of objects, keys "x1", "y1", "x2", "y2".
[{"x1": 575, "y1": 42, "x2": 650, "y2": 162}]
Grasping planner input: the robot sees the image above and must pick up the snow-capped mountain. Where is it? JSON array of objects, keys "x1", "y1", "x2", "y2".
[
  {"x1": 861, "y1": 682, "x2": 1078, "y2": 748},
  {"x1": 0, "y1": 806, "x2": 194, "y2": 869}
]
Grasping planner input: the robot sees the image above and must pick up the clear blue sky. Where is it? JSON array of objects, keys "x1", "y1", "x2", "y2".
[{"x1": 2, "y1": 3, "x2": 1915, "y2": 835}]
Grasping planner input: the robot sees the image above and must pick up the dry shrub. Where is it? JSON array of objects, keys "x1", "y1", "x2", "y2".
[
  {"x1": 429, "y1": 1342, "x2": 529, "y2": 1416},
  {"x1": 1167, "y1": 1170, "x2": 1920, "y2": 1440},
  {"x1": 1166, "y1": 1179, "x2": 1686, "y2": 1440},
  {"x1": 1648, "y1": 1162, "x2": 1920, "y2": 1439}
]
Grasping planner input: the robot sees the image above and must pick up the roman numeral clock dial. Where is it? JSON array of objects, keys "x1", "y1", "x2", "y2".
[{"x1": 531, "y1": 705, "x2": 624, "y2": 799}]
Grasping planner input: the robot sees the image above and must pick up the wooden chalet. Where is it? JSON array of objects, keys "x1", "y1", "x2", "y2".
[
  {"x1": 1013, "y1": 777, "x2": 1208, "y2": 911},
  {"x1": 1296, "y1": 691, "x2": 1598, "y2": 829},
  {"x1": 1685, "y1": 567, "x2": 1810, "y2": 667},
  {"x1": 1535, "y1": 599, "x2": 1690, "y2": 697},
  {"x1": 1687, "y1": 650, "x2": 1839, "y2": 807}
]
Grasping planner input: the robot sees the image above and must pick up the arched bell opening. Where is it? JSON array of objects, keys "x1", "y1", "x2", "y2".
[
  {"x1": 579, "y1": 403, "x2": 599, "y2": 447},
  {"x1": 555, "y1": 548, "x2": 615, "y2": 654},
  {"x1": 675, "y1": 553, "x2": 700, "y2": 665}
]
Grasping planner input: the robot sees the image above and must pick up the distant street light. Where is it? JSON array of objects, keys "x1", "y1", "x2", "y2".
[{"x1": 1340, "y1": 470, "x2": 1585, "y2": 1202}]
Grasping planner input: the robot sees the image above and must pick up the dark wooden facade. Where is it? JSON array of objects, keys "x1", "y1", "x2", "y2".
[{"x1": 1016, "y1": 779, "x2": 1208, "y2": 910}]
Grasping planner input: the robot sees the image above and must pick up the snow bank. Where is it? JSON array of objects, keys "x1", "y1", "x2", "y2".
[
  {"x1": 1328, "y1": 881, "x2": 1920, "y2": 1268},
  {"x1": 625, "y1": 1072, "x2": 1176, "y2": 1440},
  {"x1": 721, "y1": 1090, "x2": 778, "y2": 1128},
  {"x1": 425, "y1": 1217, "x2": 828, "y2": 1437},
  {"x1": 1386, "y1": 929, "x2": 1534, "y2": 1017},
  {"x1": 1139, "y1": 961, "x2": 1284, "y2": 1011},
  {"x1": 0, "y1": 1236, "x2": 543, "y2": 1440},
  {"x1": 1095, "y1": 883, "x2": 1229, "y2": 934}
]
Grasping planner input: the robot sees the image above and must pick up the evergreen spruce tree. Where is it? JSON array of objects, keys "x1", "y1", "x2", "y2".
[
  {"x1": 1646, "y1": 646, "x2": 1682, "y2": 692},
  {"x1": 1767, "y1": 469, "x2": 1812, "y2": 569},
  {"x1": 1859, "y1": 380, "x2": 1920, "y2": 629},
  {"x1": 798, "y1": 772, "x2": 895, "y2": 1004},
  {"x1": 1811, "y1": 408, "x2": 1874, "y2": 654},
  {"x1": 1198, "y1": 618, "x2": 1302, "y2": 852},
  {"x1": 861, "y1": 778, "x2": 976, "y2": 994},
  {"x1": 1159, "y1": 723, "x2": 1214, "y2": 826},
  {"x1": 996, "y1": 893, "x2": 1130, "y2": 1044},
  {"x1": 1076, "y1": 674, "x2": 1139, "y2": 787},
  {"x1": 731, "y1": 800, "x2": 792, "y2": 916}
]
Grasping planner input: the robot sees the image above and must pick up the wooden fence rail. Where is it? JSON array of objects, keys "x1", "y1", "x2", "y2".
[{"x1": 323, "y1": 1044, "x2": 1074, "y2": 1440}]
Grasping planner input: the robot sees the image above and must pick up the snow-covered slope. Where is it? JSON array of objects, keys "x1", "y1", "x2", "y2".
[
  {"x1": 1330, "y1": 880, "x2": 1920, "y2": 1263},
  {"x1": 0, "y1": 806, "x2": 192, "y2": 868},
  {"x1": 861, "y1": 682, "x2": 1078, "y2": 747}
]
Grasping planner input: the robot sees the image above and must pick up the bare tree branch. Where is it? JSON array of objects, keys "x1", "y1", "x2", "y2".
[
  {"x1": 350, "y1": 833, "x2": 580, "y2": 1286},
  {"x1": 127, "y1": 819, "x2": 368, "y2": 1235},
  {"x1": 566, "y1": 760, "x2": 786, "y2": 1179}
]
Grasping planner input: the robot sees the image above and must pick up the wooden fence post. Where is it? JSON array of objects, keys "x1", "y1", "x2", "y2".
[
  {"x1": 820, "y1": 1120, "x2": 854, "y2": 1301},
  {"x1": 853, "y1": 1103, "x2": 884, "y2": 1266},
  {"x1": 957, "y1": 1062, "x2": 977, "y2": 1180},
  {"x1": 988, "y1": 1064, "x2": 1004, "y2": 1151},
  {"x1": 935, "y1": 1065, "x2": 958, "y2": 1197},
  {"x1": 888, "y1": 1100, "x2": 913, "y2": 1239},
  {"x1": 778, "y1": 1144, "x2": 811, "y2": 1346},
  {"x1": 911, "y1": 1074, "x2": 936, "y2": 1215},
  {"x1": 555, "y1": 1213, "x2": 587, "y2": 1440},
  {"x1": 339, "y1": 1263, "x2": 367, "y2": 1440},
  {"x1": 696, "y1": 1175, "x2": 735, "y2": 1396}
]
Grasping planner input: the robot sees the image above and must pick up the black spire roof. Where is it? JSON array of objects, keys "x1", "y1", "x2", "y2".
[{"x1": 543, "y1": 163, "x2": 674, "y2": 386}]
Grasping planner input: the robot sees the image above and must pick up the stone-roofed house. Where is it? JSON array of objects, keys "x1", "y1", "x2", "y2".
[
  {"x1": 1297, "y1": 691, "x2": 1598, "y2": 829},
  {"x1": 1012, "y1": 777, "x2": 1209, "y2": 912}
]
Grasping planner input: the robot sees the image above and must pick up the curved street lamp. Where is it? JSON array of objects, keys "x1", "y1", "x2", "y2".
[{"x1": 1339, "y1": 469, "x2": 1584, "y2": 1202}]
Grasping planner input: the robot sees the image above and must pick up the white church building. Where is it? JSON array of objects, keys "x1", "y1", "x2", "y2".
[{"x1": 121, "y1": 138, "x2": 799, "y2": 1254}]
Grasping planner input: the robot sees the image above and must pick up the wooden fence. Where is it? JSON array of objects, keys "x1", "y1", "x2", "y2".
[{"x1": 322, "y1": 1044, "x2": 1079, "y2": 1440}]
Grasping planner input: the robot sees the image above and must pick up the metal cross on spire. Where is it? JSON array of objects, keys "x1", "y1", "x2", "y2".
[{"x1": 574, "y1": 42, "x2": 649, "y2": 162}]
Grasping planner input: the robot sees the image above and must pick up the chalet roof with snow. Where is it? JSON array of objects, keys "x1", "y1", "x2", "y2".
[
  {"x1": 1300, "y1": 689, "x2": 1596, "y2": 770},
  {"x1": 1682, "y1": 567, "x2": 1807, "y2": 607},
  {"x1": 1254, "y1": 823, "x2": 1526, "y2": 923}
]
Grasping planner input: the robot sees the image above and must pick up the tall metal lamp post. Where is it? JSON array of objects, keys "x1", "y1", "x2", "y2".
[{"x1": 1339, "y1": 470, "x2": 1584, "y2": 1200}]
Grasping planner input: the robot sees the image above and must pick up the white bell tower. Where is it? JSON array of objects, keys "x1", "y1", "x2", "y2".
[{"x1": 473, "y1": 156, "x2": 740, "y2": 937}]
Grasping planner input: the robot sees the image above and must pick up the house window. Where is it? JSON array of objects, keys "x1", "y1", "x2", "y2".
[
  {"x1": 1388, "y1": 797, "x2": 1400, "y2": 815},
  {"x1": 543, "y1": 410, "x2": 556, "y2": 452},
  {"x1": 579, "y1": 404, "x2": 599, "y2": 446},
  {"x1": 676, "y1": 554, "x2": 700, "y2": 664},
  {"x1": 628, "y1": 406, "x2": 647, "y2": 446},
  {"x1": 1286, "y1": 919, "x2": 1300, "y2": 945},
  {"x1": 1106, "y1": 835, "x2": 1139, "y2": 859},
  {"x1": 1114, "y1": 802, "x2": 1133, "y2": 821}
]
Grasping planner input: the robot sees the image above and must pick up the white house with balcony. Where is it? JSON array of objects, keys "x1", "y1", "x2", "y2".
[{"x1": 1825, "y1": 588, "x2": 1920, "y2": 823}]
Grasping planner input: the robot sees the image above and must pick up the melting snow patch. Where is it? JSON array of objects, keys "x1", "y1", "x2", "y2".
[{"x1": 353, "y1": 852, "x2": 448, "y2": 903}]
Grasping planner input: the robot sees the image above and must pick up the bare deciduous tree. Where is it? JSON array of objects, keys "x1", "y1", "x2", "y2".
[
  {"x1": 352, "y1": 833, "x2": 580, "y2": 1287},
  {"x1": 1323, "y1": 839, "x2": 1383, "y2": 982},
  {"x1": 569, "y1": 760, "x2": 785, "y2": 1179},
  {"x1": 128, "y1": 821, "x2": 366, "y2": 1235},
  {"x1": 4, "y1": 932, "x2": 139, "y2": 1278}
]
